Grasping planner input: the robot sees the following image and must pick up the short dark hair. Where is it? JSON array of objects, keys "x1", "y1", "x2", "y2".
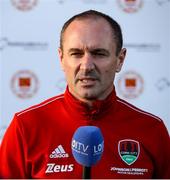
[{"x1": 60, "y1": 10, "x2": 123, "y2": 56}]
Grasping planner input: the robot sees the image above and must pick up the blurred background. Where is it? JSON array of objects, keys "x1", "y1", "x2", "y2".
[{"x1": 0, "y1": 0, "x2": 170, "y2": 142}]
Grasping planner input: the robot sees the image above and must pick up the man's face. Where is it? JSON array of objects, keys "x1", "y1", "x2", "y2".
[{"x1": 58, "y1": 18, "x2": 126, "y2": 103}]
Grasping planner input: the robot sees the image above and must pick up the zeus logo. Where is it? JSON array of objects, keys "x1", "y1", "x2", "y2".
[{"x1": 45, "y1": 163, "x2": 74, "y2": 173}]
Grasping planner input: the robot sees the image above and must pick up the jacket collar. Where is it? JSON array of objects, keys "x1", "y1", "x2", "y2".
[{"x1": 64, "y1": 86, "x2": 117, "y2": 120}]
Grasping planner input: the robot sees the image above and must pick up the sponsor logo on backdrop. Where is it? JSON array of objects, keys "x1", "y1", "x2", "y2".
[
  {"x1": 117, "y1": 71, "x2": 144, "y2": 99},
  {"x1": 117, "y1": 0, "x2": 143, "y2": 13},
  {"x1": 0, "y1": 37, "x2": 48, "y2": 51},
  {"x1": 124, "y1": 43, "x2": 161, "y2": 52},
  {"x1": 155, "y1": 78, "x2": 170, "y2": 91},
  {"x1": 11, "y1": 70, "x2": 39, "y2": 99},
  {"x1": 11, "y1": 0, "x2": 38, "y2": 11},
  {"x1": 56, "y1": 0, "x2": 65, "y2": 4},
  {"x1": 156, "y1": 0, "x2": 170, "y2": 6}
]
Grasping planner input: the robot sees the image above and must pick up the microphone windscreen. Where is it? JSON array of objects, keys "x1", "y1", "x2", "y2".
[{"x1": 71, "y1": 126, "x2": 104, "y2": 167}]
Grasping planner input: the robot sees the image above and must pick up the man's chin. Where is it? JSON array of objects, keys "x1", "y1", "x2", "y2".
[{"x1": 79, "y1": 90, "x2": 98, "y2": 101}]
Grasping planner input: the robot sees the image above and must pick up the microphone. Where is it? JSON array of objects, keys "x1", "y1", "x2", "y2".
[{"x1": 71, "y1": 126, "x2": 104, "y2": 179}]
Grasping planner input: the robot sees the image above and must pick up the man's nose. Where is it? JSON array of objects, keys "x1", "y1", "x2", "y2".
[{"x1": 80, "y1": 53, "x2": 95, "y2": 72}]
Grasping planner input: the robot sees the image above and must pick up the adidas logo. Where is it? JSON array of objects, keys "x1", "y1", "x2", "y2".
[{"x1": 50, "y1": 145, "x2": 69, "y2": 158}]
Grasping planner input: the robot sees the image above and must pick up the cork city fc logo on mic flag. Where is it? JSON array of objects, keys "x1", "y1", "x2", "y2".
[{"x1": 118, "y1": 139, "x2": 140, "y2": 165}]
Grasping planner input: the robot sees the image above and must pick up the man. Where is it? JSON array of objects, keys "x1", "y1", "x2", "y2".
[{"x1": 0, "y1": 10, "x2": 170, "y2": 178}]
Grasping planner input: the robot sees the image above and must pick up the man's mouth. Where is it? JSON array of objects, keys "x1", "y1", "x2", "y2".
[{"x1": 79, "y1": 78, "x2": 97, "y2": 86}]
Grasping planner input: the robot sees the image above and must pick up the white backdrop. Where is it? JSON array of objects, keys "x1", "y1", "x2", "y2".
[{"x1": 0, "y1": 0, "x2": 170, "y2": 141}]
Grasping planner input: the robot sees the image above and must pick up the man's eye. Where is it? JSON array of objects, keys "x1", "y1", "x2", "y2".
[
  {"x1": 70, "y1": 52, "x2": 83, "y2": 57},
  {"x1": 93, "y1": 52, "x2": 106, "y2": 57}
]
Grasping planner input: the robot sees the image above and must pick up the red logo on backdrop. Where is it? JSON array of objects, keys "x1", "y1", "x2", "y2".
[
  {"x1": 117, "y1": 71, "x2": 144, "y2": 99},
  {"x1": 11, "y1": 70, "x2": 39, "y2": 98},
  {"x1": 11, "y1": 0, "x2": 38, "y2": 11},
  {"x1": 117, "y1": 0, "x2": 143, "y2": 13}
]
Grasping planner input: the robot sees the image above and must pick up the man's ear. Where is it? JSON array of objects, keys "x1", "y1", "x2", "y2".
[
  {"x1": 116, "y1": 48, "x2": 126, "y2": 73},
  {"x1": 58, "y1": 48, "x2": 65, "y2": 71}
]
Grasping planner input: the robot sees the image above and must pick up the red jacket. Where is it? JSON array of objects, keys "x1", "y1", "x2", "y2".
[{"x1": 0, "y1": 88, "x2": 170, "y2": 178}]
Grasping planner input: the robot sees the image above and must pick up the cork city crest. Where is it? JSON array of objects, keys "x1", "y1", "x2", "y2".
[{"x1": 118, "y1": 139, "x2": 140, "y2": 165}]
